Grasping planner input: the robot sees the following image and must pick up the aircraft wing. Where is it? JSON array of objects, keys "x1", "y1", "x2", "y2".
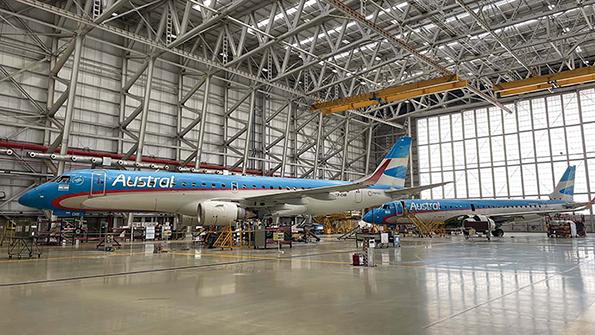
[
  {"x1": 223, "y1": 182, "x2": 449, "y2": 207},
  {"x1": 384, "y1": 181, "x2": 451, "y2": 198},
  {"x1": 234, "y1": 161, "x2": 395, "y2": 204}
]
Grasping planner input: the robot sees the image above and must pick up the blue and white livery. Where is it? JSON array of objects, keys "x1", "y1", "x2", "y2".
[
  {"x1": 363, "y1": 166, "x2": 592, "y2": 235},
  {"x1": 18, "y1": 136, "x2": 447, "y2": 225}
]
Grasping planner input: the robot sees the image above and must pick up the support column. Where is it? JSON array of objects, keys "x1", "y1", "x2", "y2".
[
  {"x1": 176, "y1": 68, "x2": 183, "y2": 161},
  {"x1": 242, "y1": 90, "x2": 256, "y2": 174},
  {"x1": 313, "y1": 113, "x2": 323, "y2": 179},
  {"x1": 340, "y1": 117, "x2": 350, "y2": 180},
  {"x1": 135, "y1": 56, "x2": 156, "y2": 164},
  {"x1": 280, "y1": 102, "x2": 292, "y2": 177},
  {"x1": 57, "y1": 34, "x2": 84, "y2": 175},
  {"x1": 195, "y1": 75, "x2": 211, "y2": 168},
  {"x1": 117, "y1": 50, "x2": 128, "y2": 154},
  {"x1": 407, "y1": 117, "x2": 414, "y2": 187},
  {"x1": 365, "y1": 122, "x2": 373, "y2": 175}
]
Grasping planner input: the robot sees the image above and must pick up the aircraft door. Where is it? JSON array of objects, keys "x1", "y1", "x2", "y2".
[
  {"x1": 470, "y1": 204, "x2": 476, "y2": 211},
  {"x1": 400, "y1": 200, "x2": 407, "y2": 215},
  {"x1": 355, "y1": 189, "x2": 362, "y2": 203},
  {"x1": 231, "y1": 182, "x2": 238, "y2": 194},
  {"x1": 90, "y1": 170, "x2": 107, "y2": 196}
]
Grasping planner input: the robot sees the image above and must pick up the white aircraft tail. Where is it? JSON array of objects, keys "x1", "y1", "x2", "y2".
[
  {"x1": 365, "y1": 136, "x2": 411, "y2": 188},
  {"x1": 549, "y1": 166, "x2": 576, "y2": 201}
]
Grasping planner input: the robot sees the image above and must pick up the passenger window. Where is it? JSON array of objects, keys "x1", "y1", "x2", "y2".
[
  {"x1": 192, "y1": 182, "x2": 196, "y2": 187},
  {"x1": 212, "y1": 183, "x2": 216, "y2": 188}
]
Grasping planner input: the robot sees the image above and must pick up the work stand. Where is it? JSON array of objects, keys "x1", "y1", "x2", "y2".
[
  {"x1": 96, "y1": 234, "x2": 121, "y2": 251},
  {"x1": 8, "y1": 236, "x2": 41, "y2": 259}
]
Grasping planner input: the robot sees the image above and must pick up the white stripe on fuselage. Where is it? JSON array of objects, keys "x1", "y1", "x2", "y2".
[
  {"x1": 59, "y1": 188, "x2": 394, "y2": 216},
  {"x1": 385, "y1": 202, "x2": 568, "y2": 224}
]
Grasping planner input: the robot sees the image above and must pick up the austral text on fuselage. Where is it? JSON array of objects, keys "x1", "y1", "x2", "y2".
[
  {"x1": 112, "y1": 174, "x2": 175, "y2": 188},
  {"x1": 409, "y1": 201, "x2": 441, "y2": 211}
]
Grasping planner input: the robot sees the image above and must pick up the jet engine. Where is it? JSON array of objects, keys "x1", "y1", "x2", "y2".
[
  {"x1": 197, "y1": 201, "x2": 251, "y2": 226},
  {"x1": 462, "y1": 215, "x2": 504, "y2": 237}
]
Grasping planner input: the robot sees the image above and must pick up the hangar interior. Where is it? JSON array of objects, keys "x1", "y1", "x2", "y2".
[{"x1": 2, "y1": 0, "x2": 595, "y2": 334}]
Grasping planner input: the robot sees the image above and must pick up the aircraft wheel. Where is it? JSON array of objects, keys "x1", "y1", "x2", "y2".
[{"x1": 492, "y1": 229, "x2": 504, "y2": 237}]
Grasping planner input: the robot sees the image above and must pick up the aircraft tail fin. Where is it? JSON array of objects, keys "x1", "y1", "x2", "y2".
[
  {"x1": 365, "y1": 136, "x2": 411, "y2": 188},
  {"x1": 549, "y1": 166, "x2": 576, "y2": 201}
]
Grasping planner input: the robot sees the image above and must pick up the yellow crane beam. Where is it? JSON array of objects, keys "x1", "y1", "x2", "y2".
[
  {"x1": 494, "y1": 66, "x2": 595, "y2": 97},
  {"x1": 311, "y1": 75, "x2": 468, "y2": 114}
]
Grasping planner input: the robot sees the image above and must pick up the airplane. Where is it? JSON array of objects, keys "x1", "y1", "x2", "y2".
[
  {"x1": 362, "y1": 166, "x2": 593, "y2": 237},
  {"x1": 18, "y1": 136, "x2": 448, "y2": 226}
]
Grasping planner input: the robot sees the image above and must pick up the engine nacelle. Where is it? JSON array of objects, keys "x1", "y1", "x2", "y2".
[{"x1": 197, "y1": 201, "x2": 250, "y2": 226}]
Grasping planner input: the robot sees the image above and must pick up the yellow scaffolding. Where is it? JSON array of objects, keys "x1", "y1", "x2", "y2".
[
  {"x1": 315, "y1": 214, "x2": 358, "y2": 234},
  {"x1": 404, "y1": 213, "x2": 445, "y2": 237},
  {"x1": 213, "y1": 225, "x2": 234, "y2": 250}
]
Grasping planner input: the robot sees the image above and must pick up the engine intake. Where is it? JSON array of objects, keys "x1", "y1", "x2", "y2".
[{"x1": 197, "y1": 201, "x2": 251, "y2": 226}]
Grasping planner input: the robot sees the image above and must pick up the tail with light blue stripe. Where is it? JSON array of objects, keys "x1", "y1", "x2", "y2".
[
  {"x1": 549, "y1": 166, "x2": 575, "y2": 201},
  {"x1": 366, "y1": 136, "x2": 411, "y2": 188}
]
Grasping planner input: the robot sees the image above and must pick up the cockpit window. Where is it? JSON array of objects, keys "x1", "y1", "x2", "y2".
[{"x1": 58, "y1": 176, "x2": 70, "y2": 183}]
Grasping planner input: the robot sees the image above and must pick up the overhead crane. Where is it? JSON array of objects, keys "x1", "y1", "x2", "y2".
[
  {"x1": 494, "y1": 66, "x2": 595, "y2": 97},
  {"x1": 311, "y1": 75, "x2": 468, "y2": 114}
]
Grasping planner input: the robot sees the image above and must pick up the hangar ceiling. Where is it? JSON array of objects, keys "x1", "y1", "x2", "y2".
[{"x1": 6, "y1": 0, "x2": 595, "y2": 123}]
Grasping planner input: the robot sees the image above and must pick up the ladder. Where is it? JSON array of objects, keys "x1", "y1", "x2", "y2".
[{"x1": 213, "y1": 225, "x2": 233, "y2": 249}]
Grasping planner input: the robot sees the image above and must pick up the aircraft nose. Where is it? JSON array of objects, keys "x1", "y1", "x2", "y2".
[
  {"x1": 363, "y1": 209, "x2": 375, "y2": 223},
  {"x1": 18, "y1": 187, "x2": 42, "y2": 208}
]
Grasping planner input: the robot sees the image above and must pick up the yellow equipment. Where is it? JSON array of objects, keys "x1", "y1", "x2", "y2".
[
  {"x1": 213, "y1": 225, "x2": 234, "y2": 250},
  {"x1": 404, "y1": 212, "x2": 445, "y2": 237}
]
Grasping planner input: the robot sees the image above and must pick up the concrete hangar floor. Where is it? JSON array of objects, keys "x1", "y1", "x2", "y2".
[{"x1": 1, "y1": 234, "x2": 594, "y2": 335}]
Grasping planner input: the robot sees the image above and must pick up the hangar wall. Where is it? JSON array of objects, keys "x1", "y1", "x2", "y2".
[
  {"x1": 415, "y1": 88, "x2": 595, "y2": 217},
  {"x1": 0, "y1": 19, "x2": 368, "y2": 215}
]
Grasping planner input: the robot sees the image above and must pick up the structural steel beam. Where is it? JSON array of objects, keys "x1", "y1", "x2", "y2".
[
  {"x1": 242, "y1": 90, "x2": 257, "y2": 174},
  {"x1": 495, "y1": 66, "x2": 595, "y2": 97},
  {"x1": 135, "y1": 57, "x2": 156, "y2": 164},
  {"x1": 57, "y1": 34, "x2": 83, "y2": 174},
  {"x1": 194, "y1": 75, "x2": 211, "y2": 168},
  {"x1": 280, "y1": 102, "x2": 293, "y2": 177}
]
